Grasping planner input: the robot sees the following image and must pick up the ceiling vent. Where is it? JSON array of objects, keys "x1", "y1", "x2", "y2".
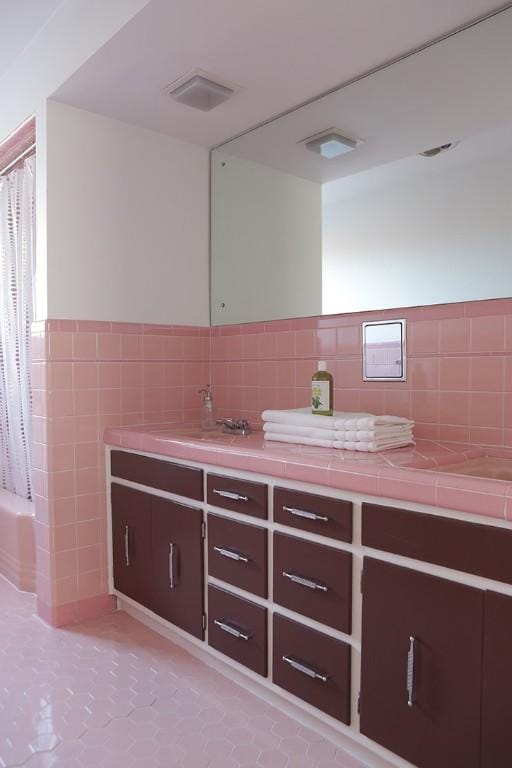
[
  {"x1": 165, "y1": 69, "x2": 236, "y2": 112},
  {"x1": 301, "y1": 128, "x2": 363, "y2": 159}
]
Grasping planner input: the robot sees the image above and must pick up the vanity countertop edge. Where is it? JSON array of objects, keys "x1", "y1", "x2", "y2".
[{"x1": 104, "y1": 424, "x2": 512, "y2": 522}]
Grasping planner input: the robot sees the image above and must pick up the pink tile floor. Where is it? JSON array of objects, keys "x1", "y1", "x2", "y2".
[{"x1": 0, "y1": 576, "x2": 368, "y2": 768}]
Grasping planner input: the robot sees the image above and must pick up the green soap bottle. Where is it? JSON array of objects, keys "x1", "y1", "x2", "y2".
[{"x1": 311, "y1": 361, "x2": 333, "y2": 416}]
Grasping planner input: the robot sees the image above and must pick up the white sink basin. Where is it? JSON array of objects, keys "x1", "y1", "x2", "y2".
[{"x1": 435, "y1": 457, "x2": 512, "y2": 481}]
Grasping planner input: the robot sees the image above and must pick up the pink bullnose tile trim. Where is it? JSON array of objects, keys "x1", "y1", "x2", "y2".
[
  {"x1": 465, "y1": 297, "x2": 512, "y2": 317},
  {"x1": 435, "y1": 485, "x2": 506, "y2": 519}
]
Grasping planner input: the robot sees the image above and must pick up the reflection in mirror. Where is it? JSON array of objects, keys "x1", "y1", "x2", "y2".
[
  {"x1": 363, "y1": 320, "x2": 406, "y2": 381},
  {"x1": 211, "y1": 8, "x2": 512, "y2": 326}
]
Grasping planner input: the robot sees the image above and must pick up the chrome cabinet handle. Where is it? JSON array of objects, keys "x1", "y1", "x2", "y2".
[
  {"x1": 169, "y1": 543, "x2": 178, "y2": 589},
  {"x1": 214, "y1": 619, "x2": 251, "y2": 641},
  {"x1": 282, "y1": 655, "x2": 328, "y2": 683},
  {"x1": 213, "y1": 545, "x2": 249, "y2": 563},
  {"x1": 124, "y1": 525, "x2": 130, "y2": 567},
  {"x1": 283, "y1": 505, "x2": 329, "y2": 522},
  {"x1": 213, "y1": 488, "x2": 249, "y2": 502},
  {"x1": 407, "y1": 635, "x2": 416, "y2": 707},
  {"x1": 282, "y1": 571, "x2": 329, "y2": 592}
]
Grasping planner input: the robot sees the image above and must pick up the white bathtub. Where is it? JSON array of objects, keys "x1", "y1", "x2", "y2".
[{"x1": 0, "y1": 490, "x2": 36, "y2": 592}]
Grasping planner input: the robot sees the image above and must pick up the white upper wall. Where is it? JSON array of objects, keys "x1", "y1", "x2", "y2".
[
  {"x1": 0, "y1": 0, "x2": 151, "y2": 142},
  {"x1": 0, "y1": 0, "x2": 153, "y2": 321},
  {"x1": 46, "y1": 101, "x2": 210, "y2": 325}
]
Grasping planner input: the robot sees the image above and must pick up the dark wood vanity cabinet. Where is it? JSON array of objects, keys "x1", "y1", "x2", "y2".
[
  {"x1": 111, "y1": 450, "x2": 203, "y2": 500},
  {"x1": 207, "y1": 473, "x2": 268, "y2": 519},
  {"x1": 273, "y1": 532, "x2": 352, "y2": 633},
  {"x1": 109, "y1": 448, "x2": 512, "y2": 768},
  {"x1": 274, "y1": 487, "x2": 352, "y2": 542},
  {"x1": 273, "y1": 613, "x2": 351, "y2": 723},
  {"x1": 111, "y1": 482, "x2": 204, "y2": 639},
  {"x1": 208, "y1": 513, "x2": 268, "y2": 598},
  {"x1": 481, "y1": 591, "x2": 512, "y2": 768},
  {"x1": 362, "y1": 502, "x2": 512, "y2": 585},
  {"x1": 111, "y1": 483, "x2": 153, "y2": 607},
  {"x1": 151, "y1": 496, "x2": 204, "y2": 639},
  {"x1": 360, "y1": 557, "x2": 483, "y2": 768},
  {"x1": 208, "y1": 585, "x2": 267, "y2": 676}
]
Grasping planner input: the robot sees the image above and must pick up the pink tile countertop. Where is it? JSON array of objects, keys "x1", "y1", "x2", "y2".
[{"x1": 104, "y1": 425, "x2": 512, "y2": 522}]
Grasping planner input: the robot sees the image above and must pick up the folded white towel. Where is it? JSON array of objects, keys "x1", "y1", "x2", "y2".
[
  {"x1": 333, "y1": 438, "x2": 415, "y2": 452},
  {"x1": 334, "y1": 415, "x2": 414, "y2": 430},
  {"x1": 262, "y1": 407, "x2": 371, "y2": 430},
  {"x1": 263, "y1": 422, "x2": 336, "y2": 440},
  {"x1": 264, "y1": 432, "x2": 334, "y2": 448},
  {"x1": 334, "y1": 426, "x2": 413, "y2": 441}
]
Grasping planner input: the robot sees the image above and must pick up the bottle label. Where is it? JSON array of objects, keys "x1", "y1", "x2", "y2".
[{"x1": 312, "y1": 381, "x2": 330, "y2": 413}]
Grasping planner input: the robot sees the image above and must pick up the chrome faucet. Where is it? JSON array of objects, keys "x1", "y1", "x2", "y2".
[{"x1": 216, "y1": 418, "x2": 252, "y2": 436}]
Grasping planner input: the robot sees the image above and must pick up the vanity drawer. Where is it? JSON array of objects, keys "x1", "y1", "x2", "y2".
[
  {"x1": 273, "y1": 614, "x2": 351, "y2": 724},
  {"x1": 273, "y1": 533, "x2": 352, "y2": 633},
  {"x1": 111, "y1": 450, "x2": 203, "y2": 501},
  {"x1": 362, "y1": 502, "x2": 512, "y2": 585},
  {"x1": 208, "y1": 514, "x2": 268, "y2": 597},
  {"x1": 207, "y1": 585, "x2": 267, "y2": 676},
  {"x1": 207, "y1": 474, "x2": 268, "y2": 519},
  {"x1": 274, "y1": 487, "x2": 352, "y2": 542}
]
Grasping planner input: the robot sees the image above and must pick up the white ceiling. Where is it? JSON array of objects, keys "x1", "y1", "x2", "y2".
[
  {"x1": 0, "y1": 0, "x2": 63, "y2": 79},
  {"x1": 51, "y1": 0, "x2": 510, "y2": 148}
]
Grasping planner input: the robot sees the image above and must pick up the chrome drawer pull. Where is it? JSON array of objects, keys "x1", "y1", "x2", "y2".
[
  {"x1": 282, "y1": 655, "x2": 328, "y2": 683},
  {"x1": 213, "y1": 488, "x2": 249, "y2": 502},
  {"x1": 124, "y1": 525, "x2": 131, "y2": 567},
  {"x1": 213, "y1": 545, "x2": 249, "y2": 563},
  {"x1": 214, "y1": 619, "x2": 251, "y2": 641},
  {"x1": 407, "y1": 635, "x2": 416, "y2": 707},
  {"x1": 283, "y1": 505, "x2": 329, "y2": 523},
  {"x1": 169, "y1": 543, "x2": 178, "y2": 589},
  {"x1": 282, "y1": 571, "x2": 329, "y2": 592}
]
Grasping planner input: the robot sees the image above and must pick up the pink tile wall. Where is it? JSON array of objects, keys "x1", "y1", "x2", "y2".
[
  {"x1": 29, "y1": 296, "x2": 512, "y2": 625},
  {"x1": 211, "y1": 298, "x2": 512, "y2": 448},
  {"x1": 31, "y1": 319, "x2": 210, "y2": 625}
]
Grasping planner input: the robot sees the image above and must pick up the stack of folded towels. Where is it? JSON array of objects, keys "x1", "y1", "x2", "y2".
[{"x1": 262, "y1": 408, "x2": 414, "y2": 452}]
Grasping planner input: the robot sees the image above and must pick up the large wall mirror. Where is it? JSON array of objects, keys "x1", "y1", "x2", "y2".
[{"x1": 211, "y1": 8, "x2": 512, "y2": 325}]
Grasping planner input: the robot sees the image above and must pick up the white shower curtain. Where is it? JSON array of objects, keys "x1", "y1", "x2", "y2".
[{"x1": 0, "y1": 156, "x2": 35, "y2": 499}]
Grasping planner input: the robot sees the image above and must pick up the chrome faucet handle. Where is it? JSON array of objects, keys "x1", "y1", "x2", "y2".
[{"x1": 216, "y1": 418, "x2": 252, "y2": 436}]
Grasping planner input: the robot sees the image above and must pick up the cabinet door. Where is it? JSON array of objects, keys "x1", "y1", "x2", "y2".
[
  {"x1": 151, "y1": 496, "x2": 204, "y2": 639},
  {"x1": 481, "y1": 591, "x2": 512, "y2": 768},
  {"x1": 360, "y1": 558, "x2": 483, "y2": 768},
  {"x1": 111, "y1": 483, "x2": 152, "y2": 607}
]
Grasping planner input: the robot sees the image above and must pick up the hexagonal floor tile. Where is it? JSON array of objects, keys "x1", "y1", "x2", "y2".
[{"x1": 0, "y1": 575, "x2": 365, "y2": 768}]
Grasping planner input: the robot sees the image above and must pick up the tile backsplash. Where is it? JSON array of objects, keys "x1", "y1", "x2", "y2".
[{"x1": 211, "y1": 297, "x2": 512, "y2": 448}]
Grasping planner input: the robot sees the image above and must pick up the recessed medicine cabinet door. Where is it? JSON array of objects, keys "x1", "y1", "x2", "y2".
[{"x1": 360, "y1": 558, "x2": 483, "y2": 768}]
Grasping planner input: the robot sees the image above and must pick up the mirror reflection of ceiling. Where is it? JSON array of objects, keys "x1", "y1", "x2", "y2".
[
  {"x1": 211, "y1": 7, "x2": 512, "y2": 325},
  {"x1": 217, "y1": 7, "x2": 512, "y2": 183}
]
